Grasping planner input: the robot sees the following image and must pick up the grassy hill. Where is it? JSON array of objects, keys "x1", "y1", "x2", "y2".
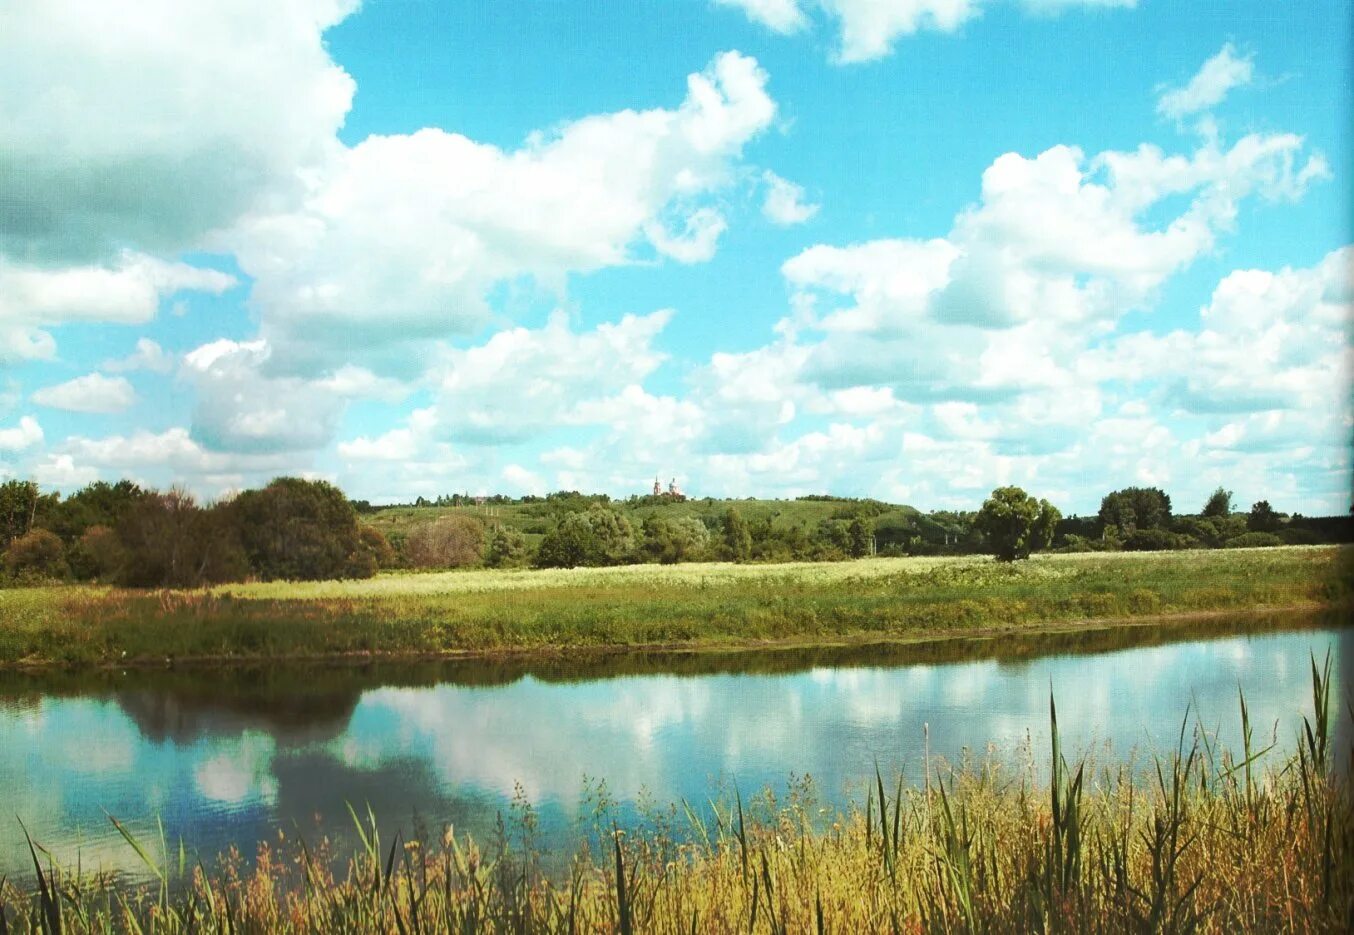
[{"x1": 364, "y1": 495, "x2": 930, "y2": 550}]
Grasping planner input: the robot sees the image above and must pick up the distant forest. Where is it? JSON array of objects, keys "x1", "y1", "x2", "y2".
[{"x1": 1, "y1": 477, "x2": 1349, "y2": 589}]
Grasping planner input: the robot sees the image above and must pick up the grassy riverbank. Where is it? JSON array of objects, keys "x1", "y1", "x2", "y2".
[
  {"x1": 3, "y1": 669, "x2": 1349, "y2": 933},
  {"x1": 0, "y1": 546, "x2": 1347, "y2": 668}
]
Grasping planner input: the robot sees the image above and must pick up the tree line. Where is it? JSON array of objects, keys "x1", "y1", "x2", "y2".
[
  {"x1": 0, "y1": 477, "x2": 391, "y2": 587},
  {"x1": 0, "y1": 477, "x2": 1347, "y2": 585}
]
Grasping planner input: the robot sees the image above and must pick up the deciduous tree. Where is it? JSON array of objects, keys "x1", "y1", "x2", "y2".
[
  {"x1": 230, "y1": 477, "x2": 373, "y2": 580},
  {"x1": 975, "y1": 486, "x2": 1061, "y2": 561},
  {"x1": 721, "y1": 507, "x2": 752, "y2": 562},
  {"x1": 1098, "y1": 487, "x2": 1171, "y2": 534},
  {"x1": 1202, "y1": 487, "x2": 1233, "y2": 518}
]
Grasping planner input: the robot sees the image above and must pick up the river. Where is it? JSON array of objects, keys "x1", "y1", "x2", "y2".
[{"x1": 1, "y1": 611, "x2": 1348, "y2": 881}]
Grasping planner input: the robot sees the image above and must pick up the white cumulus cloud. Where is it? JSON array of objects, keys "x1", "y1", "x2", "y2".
[
  {"x1": 228, "y1": 51, "x2": 776, "y2": 374},
  {"x1": 0, "y1": 0, "x2": 357, "y2": 264},
  {"x1": 32, "y1": 373, "x2": 136, "y2": 414},
  {"x1": 0, "y1": 416, "x2": 43, "y2": 452},
  {"x1": 0, "y1": 252, "x2": 235, "y2": 365}
]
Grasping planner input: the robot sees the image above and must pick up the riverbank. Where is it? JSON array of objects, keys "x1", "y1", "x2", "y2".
[{"x1": 1, "y1": 546, "x2": 1347, "y2": 668}]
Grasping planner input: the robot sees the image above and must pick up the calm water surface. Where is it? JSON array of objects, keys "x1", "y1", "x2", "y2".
[{"x1": 1, "y1": 614, "x2": 1349, "y2": 880}]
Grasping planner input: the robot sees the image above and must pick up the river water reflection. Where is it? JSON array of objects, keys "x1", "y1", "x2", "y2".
[{"x1": 1, "y1": 613, "x2": 1349, "y2": 880}]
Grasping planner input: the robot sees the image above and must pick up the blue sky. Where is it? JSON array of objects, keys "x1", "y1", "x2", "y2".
[{"x1": 0, "y1": 0, "x2": 1349, "y2": 514}]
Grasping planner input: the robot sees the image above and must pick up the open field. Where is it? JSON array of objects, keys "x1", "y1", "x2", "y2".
[
  {"x1": 0, "y1": 546, "x2": 1347, "y2": 668},
  {"x1": 2, "y1": 667, "x2": 1349, "y2": 932}
]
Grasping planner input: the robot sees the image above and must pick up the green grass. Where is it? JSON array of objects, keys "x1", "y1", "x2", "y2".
[{"x1": 0, "y1": 546, "x2": 1346, "y2": 668}]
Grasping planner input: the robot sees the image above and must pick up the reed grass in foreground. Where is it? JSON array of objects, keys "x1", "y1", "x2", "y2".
[
  {"x1": 1, "y1": 546, "x2": 1348, "y2": 667},
  {"x1": 3, "y1": 659, "x2": 1350, "y2": 933}
]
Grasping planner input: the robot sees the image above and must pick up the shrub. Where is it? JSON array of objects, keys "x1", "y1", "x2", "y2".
[
  {"x1": 1223, "y1": 531, "x2": 1284, "y2": 549},
  {"x1": 357, "y1": 524, "x2": 398, "y2": 569},
  {"x1": 1278, "y1": 526, "x2": 1321, "y2": 546},
  {"x1": 405, "y1": 514, "x2": 486, "y2": 568},
  {"x1": 2, "y1": 528, "x2": 68, "y2": 581},
  {"x1": 1053, "y1": 534, "x2": 1118, "y2": 553},
  {"x1": 1122, "y1": 528, "x2": 1189, "y2": 551},
  {"x1": 68, "y1": 524, "x2": 126, "y2": 581}
]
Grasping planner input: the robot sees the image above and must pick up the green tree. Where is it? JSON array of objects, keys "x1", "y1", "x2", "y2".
[
  {"x1": 847, "y1": 515, "x2": 874, "y2": 558},
  {"x1": 1202, "y1": 487, "x2": 1233, "y2": 518},
  {"x1": 46, "y1": 479, "x2": 146, "y2": 542},
  {"x1": 0, "y1": 480, "x2": 57, "y2": 548},
  {"x1": 1247, "y1": 500, "x2": 1282, "y2": 533},
  {"x1": 230, "y1": 477, "x2": 372, "y2": 581},
  {"x1": 721, "y1": 507, "x2": 752, "y2": 562},
  {"x1": 535, "y1": 511, "x2": 600, "y2": 568},
  {"x1": 484, "y1": 525, "x2": 528, "y2": 568},
  {"x1": 640, "y1": 515, "x2": 709, "y2": 564},
  {"x1": 585, "y1": 504, "x2": 636, "y2": 565},
  {"x1": 975, "y1": 486, "x2": 1062, "y2": 561},
  {"x1": 115, "y1": 489, "x2": 248, "y2": 588},
  {"x1": 1098, "y1": 487, "x2": 1172, "y2": 534}
]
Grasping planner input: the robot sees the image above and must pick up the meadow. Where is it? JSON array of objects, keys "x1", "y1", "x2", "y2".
[
  {"x1": 0, "y1": 545, "x2": 1346, "y2": 668},
  {"x1": 2, "y1": 661, "x2": 1348, "y2": 933}
]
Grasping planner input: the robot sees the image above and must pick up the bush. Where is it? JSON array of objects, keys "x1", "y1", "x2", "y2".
[
  {"x1": 1122, "y1": 528, "x2": 1190, "y2": 551},
  {"x1": 68, "y1": 524, "x2": 126, "y2": 581},
  {"x1": 1053, "y1": 534, "x2": 1117, "y2": 553},
  {"x1": 404, "y1": 515, "x2": 486, "y2": 569},
  {"x1": 3, "y1": 528, "x2": 68, "y2": 581},
  {"x1": 357, "y1": 525, "x2": 398, "y2": 569},
  {"x1": 1278, "y1": 526, "x2": 1321, "y2": 546},
  {"x1": 1223, "y1": 531, "x2": 1284, "y2": 549}
]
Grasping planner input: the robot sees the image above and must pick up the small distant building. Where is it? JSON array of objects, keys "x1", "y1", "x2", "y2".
[{"x1": 650, "y1": 476, "x2": 687, "y2": 500}]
